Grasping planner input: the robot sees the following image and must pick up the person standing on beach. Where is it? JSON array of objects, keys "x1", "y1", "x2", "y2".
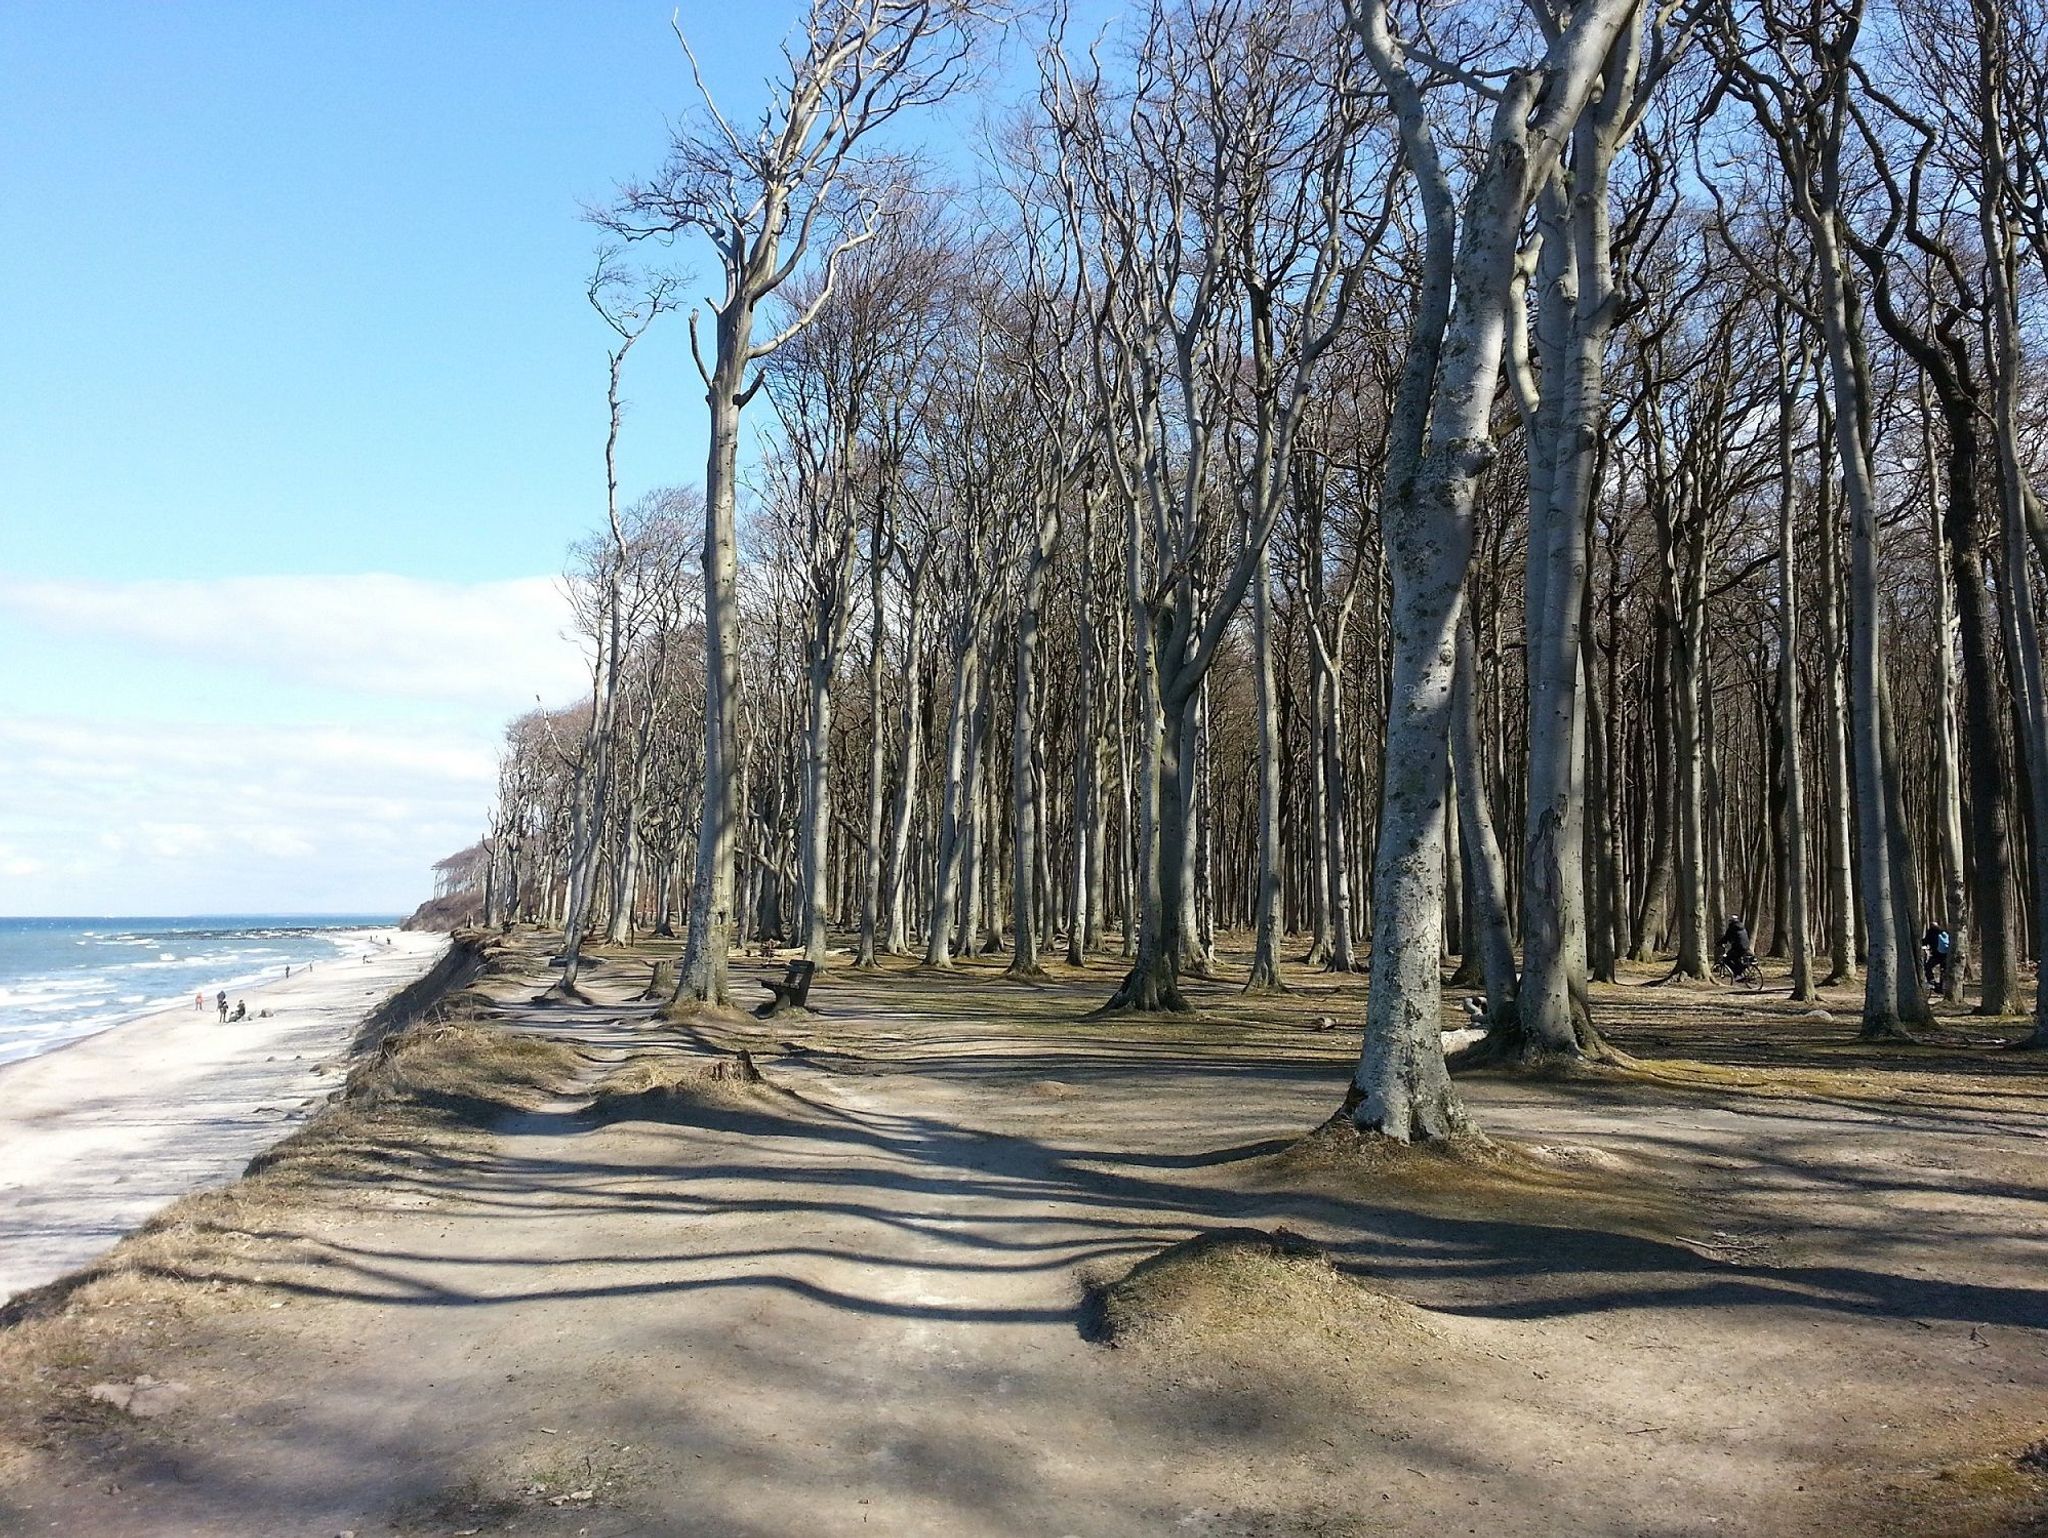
[
  {"x1": 193, "y1": 992, "x2": 203, "y2": 1011},
  {"x1": 216, "y1": 990, "x2": 228, "y2": 1023}
]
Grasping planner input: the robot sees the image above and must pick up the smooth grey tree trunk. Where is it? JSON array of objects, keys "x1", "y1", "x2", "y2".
[
  {"x1": 924, "y1": 629, "x2": 978, "y2": 969},
  {"x1": 1925, "y1": 404, "x2": 1969, "y2": 1003},
  {"x1": 881, "y1": 579, "x2": 928, "y2": 955},
  {"x1": 1775, "y1": 317, "x2": 1816, "y2": 1001},
  {"x1": 1453, "y1": 609, "x2": 1518, "y2": 1020},
  {"x1": 1810, "y1": 214, "x2": 1905, "y2": 1036},
  {"x1": 1814, "y1": 419, "x2": 1859, "y2": 984},
  {"x1": 676, "y1": 324, "x2": 749, "y2": 1010},
  {"x1": 1066, "y1": 533, "x2": 1099, "y2": 967},
  {"x1": 1345, "y1": 0, "x2": 1637, "y2": 1137},
  {"x1": 1247, "y1": 548, "x2": 1287, "y2": 991},
  {"x1": 1010, "y1": 507, "x2": 1056, "y2": 977},
  {"x1": 799, "y1": 632, "x2": 837, "y2": 963},
  {"x1": 855, "y1": 525, "x2": 888, "y2": 969}
]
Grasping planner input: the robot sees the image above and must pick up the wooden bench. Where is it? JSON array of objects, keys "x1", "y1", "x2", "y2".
[{"x1": 756, "y1": 959, "x2": 816, "y2": 1018}]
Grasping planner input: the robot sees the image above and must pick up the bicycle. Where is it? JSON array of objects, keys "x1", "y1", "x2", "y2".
[{"x1": 1712, "y1": 953, "x2": 1764, "y2": 991}]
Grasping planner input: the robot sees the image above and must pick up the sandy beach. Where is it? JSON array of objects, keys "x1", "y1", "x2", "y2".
[{"x1": 0, "y1": 927, "x2": 446, "y2": 1304}]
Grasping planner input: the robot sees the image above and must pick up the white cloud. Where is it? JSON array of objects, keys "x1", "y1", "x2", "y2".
[
  {"x1": 0, "y1": 572, "x2": 598, "y2": 913},
  {"x1": 0, "y1": 573, "x2": 589, "y2": 710},
  {"x1": 0, "y1": 714, "x2": 502, "y2": 914}
]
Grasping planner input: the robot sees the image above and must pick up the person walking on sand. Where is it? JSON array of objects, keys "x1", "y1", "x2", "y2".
[
  {"x1": 194, "y1": 992, "x2": 203, "y2": 1012},
  {"x1": 216, "y1": 990, "x2": 228, "y2": 1023}
]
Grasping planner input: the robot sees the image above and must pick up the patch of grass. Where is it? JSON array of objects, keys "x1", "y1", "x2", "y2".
[
  {"x1": 1873, "y1": 1428, "x2": 2048, "y2": 1538},
  {"x1": 1257, "y1": 1119, "x2": 1689, "y2": 1241}
]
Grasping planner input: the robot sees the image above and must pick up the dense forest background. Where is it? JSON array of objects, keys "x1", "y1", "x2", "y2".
[{"x1": 453, "y1": 0, "x2": 2048, "y2": 1138}]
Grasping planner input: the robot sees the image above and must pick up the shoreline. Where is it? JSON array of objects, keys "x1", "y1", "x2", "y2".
[
  {"x1": 0, "y1": 921, "x2": 408, "y2": 1070},
  {"x1": 0, "y1": 927, "x2": 449, "y2": 1304}
]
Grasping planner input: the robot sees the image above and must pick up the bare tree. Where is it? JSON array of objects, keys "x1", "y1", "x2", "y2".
[
  {"x1": 1339, "y1": 0, "x2": 1643, "y2": 1139},
  {"x1": 600, "y1": 0, "x2": 988, "y2": 1009}
]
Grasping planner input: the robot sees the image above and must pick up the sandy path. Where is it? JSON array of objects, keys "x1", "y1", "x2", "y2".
[
  {"x1": 0, "y1": 928, "x2": 446, "y2": 1303},
  {"x1": 7, "y1": 947, "x2": 2042, "y2": 1538}
]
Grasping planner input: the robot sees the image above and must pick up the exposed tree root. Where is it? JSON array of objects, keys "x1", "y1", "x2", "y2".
[
  {"x1": 1101, "y1": 955, "x2": 1192, "y2": 1014},
  {"x1": 659, "y1": 994, "x2": 748, "y2": 1026},
  {"x1": 1447, "y1": 1029, "x2": 1635, "y2": 1077},
  {"x1": 1646, "y1": 963, "x2": 1712, "y2": 987},
  {"x1": 1311, "y1": 1100, "x2": 1490, "y2": 1153},
  {"x1": 530, "y1": 980, "x2": 593, "y2": 1007},
  {"x1": 1089, "y1": 994, "x2": 1194, "y2": 1019}
]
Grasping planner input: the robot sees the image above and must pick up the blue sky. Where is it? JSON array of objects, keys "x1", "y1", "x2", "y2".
[
  {"x1": 0, "y1": 1, "x2": 1034, "y2": 915},
  {"x1": 0, "y1": 3, "x2": 751, "y2": 586}
]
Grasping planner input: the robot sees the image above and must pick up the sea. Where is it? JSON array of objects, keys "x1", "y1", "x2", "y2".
[{"x1": 0, "y1": 915, "x2": 399, "y2": 1068}]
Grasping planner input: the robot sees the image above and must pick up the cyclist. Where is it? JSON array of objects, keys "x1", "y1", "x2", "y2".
[
  {"x1": 1717, "y1": 914, "x2": 1755, "y2": 979},
  {"x1": 1921, "y1": 921, "x2": 1951, "y2": 989}
]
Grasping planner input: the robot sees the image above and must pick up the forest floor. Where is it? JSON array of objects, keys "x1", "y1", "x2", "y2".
[{"x1": 1, "y1": 932, "x2": 2045, "y2": 1538}]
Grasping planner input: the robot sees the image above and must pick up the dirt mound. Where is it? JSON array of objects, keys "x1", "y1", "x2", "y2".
[
  {"x1": 1081, "y1": 1227, "x2": 1438, "y2": 1357},
  {"x1": 585, "y1": 1051, "x2": 790, "y2": 1121}
]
